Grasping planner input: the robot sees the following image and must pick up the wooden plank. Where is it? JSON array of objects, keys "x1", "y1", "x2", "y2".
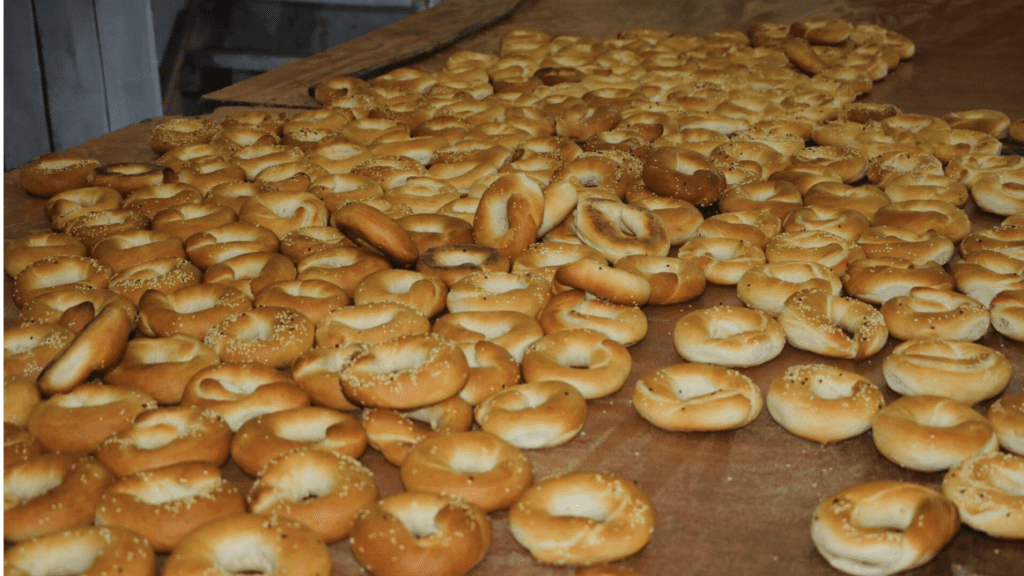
[
  {"x1": 93, "y1": 0, "x2": 164, "y2": 132},
  {"x1": 202, "y1": 0, "x2": 526, "y2": 108},
  {"x1": 3, "y1": 0, "x2": 52, "y2": 170},
  {"x1": 31, "y1": 0, "x2": 110, "y2": 151}
]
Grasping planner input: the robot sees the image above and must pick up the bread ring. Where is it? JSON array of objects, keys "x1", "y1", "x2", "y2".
[
  {"x1": 170, "y1": 159, "x2": 246, "y2": 194},
  {"x1": 3, "y1": 452, "x2": 113, "y2": 541},
  {"x1": 95, "y1": 405, "x2": 232, "y2": 476},
  {"x1": 353, "y1": 268, "x2": 449, "y2": 317},
  {"x1": 872, "y1": 395, "x2": 999, "y2": 472},
  {"x1": 943, "y1": 108, "x2": 1012, "y2": 139},
  {"x1": 315, "y1": 301, "x2": 429, "y2": 347},
  {"x1": 696, "y1": 209, "x2": 782, "y2": 249},
  {"x1": 737, "y1": 261, "x2": 842, "y2": 316},
  {"x1": 472, "y1": 173, "x2": 545, "y2": 259},
  {"x1": 880, "y1": 287, "x2": 990, "y2": 342},
  {"x1": 446, "y1": 270, "x2": 551, "y2": 317},
  {"x1": 341, "y1": 333, "x2": 469, "y2": 410},
  {"x1": 811, "y1": 481, "x2": 959, "y2": 576},
  {"x1": 3, "y1": 322, "x2": 75, "y2": 381},
  {"x1": 456, "y1": 339, "x2": 521, "y2": 406},
  {"x1": 333, "y1": 201, "x2": 420, "y2": 266},
  {"x1": 4, "y1": 232, "x2": 88, "y2": 277},
  {"x1": 163, "y1": 513, "x2": 331, "y2": 576},
  {"x1": 677, "y1": 236, "x2": 766, "y2": 285},
  {"x1": 150, "y1": 117, "x2": 220, "y2": 152},
  {"x1": 290, "y1": 344, "x2": 361, "y2": 411},
  {"x1": 43, "y1": 187, "x2": 124, "y2": 232},
  {"x1": 641, "y1": 147, "x2": 725, "y2": 207},
  {"x1": 237, "y1": 190, "x2": 328, "y2": 237},
  {"x1": 230, "y1": 143, "x2": 305, "y2": 181},
  {"x1": 87, "y1": 162, "x2": 172, "y2": 195},
  {"x1": 953, "y1": 250, "x2": 1024, "y2": 307},
  {"x1": 3, "y1": 525, "x2": 156, "y2": 576},
  {"x1": 970, "y1": 169, "x2": 1024, "y2": 217},
  {"x1": 990, "y1": 289, "x2": 1024, "y2": 342},
  {"x1": 253, "y1": 160, "x2": 329, "y2": 194},
  {"x1": 248, "y1": 448, "x2": 377, "y2": 543},
  {"x1": 307, "y1": 141, "x2": 375, "y2": 175},
  {"x1": 554, "y1": 258, "x2": 651, "y2": 306},
  {"x1": 278, "y1": 225, "x2": 351, "y2": 263},
  {"x1": 19, "y1": 152, "x2": 102, "y2": 198},
  {"x1": 104, "y1": 334, "x2": 219, "y2": 404},
  {"x1": 4, "y1": 376, "x2": 41, "y2": 427},
  {"x1": 778, "y1": 288, "x2": 888, "y2": 359},
  {"x1": 253, "y1": 279, "x2": 349, "y2": 324},
  {"x1": 882, "y1": 339, "x2": 1011, "y2": 404},
  {"x1": 64, "y1": 208, "x2": 151, "y2": 249},
  {"x1": 857, "y1": 226, "x2": 955, "y2": 267},
  {"x1": 842, "y1": 257, "x2": 954, "y2": 305},
  {"x1": 203, "y1": 252, "x2": 297, "y2": 299},
  {"x1": 400, "y1": 430, "x2": 533, "y2": 512},
  {"x1": 210, "y1": 126, "x2": 280, "y2": 152},
  {"x1": 230, "y1": 406, "x2": 367, "y2": 476},
  {"x1": 181, "y1": 362, "x2": 309, "y2": 431},
  {"x1": 802, "y1": 181, "x2": 891, "y2": 220},
  {"x1": 183, "y1": 221, "x2": 280, "y2": 270},
  {"x1": 872, "y1": 200, "x2": 971, "y2": 243},
  {"x1": 360, "y1": 396, "x2": 475, "y2": 466},
  {"x1": 719, "y1": 180, "x2": 803, "y2": 220},
  {"x1": 95, "y1": 461, "x2": 246, "y2": 552},
  {"x1": 612, "y1": 254, "x2": 705, "y2": 305},
  {"x1": 157, "y1": 142, "x2": 229, "y2": 172},
  {"x1": 474, "y1": 380, "x2": 586, "y2": 448},
  {"x1": 765, "y1": 230, "x2": 864, "y2": 276},
  {"x1": 16, "y1": 287, "x2": 136, "y2": 333},
  {"x1": 521, "y1": 329, "x2": 631, "y2": 399},
  {"x1": 415, "y1": 243, "x2": 510, "y2": 287},
  {"x1": 297, "y1": 245, "x2": 392, "y2": 297},
  {"x1": 432, "y1": 310, "x2": 544, "y2": 363},
  {"x1": 941, "y1": 451, "x2": 1024, "y2": 539},
  {"x1": 12, "y1": 254, "x2": 113, "y2": 307},
  {"x1": 509, "y1": 471, "x2": 655, "y2": 565},
  {"x1": 781, "y1": 205, "x2": 870, "y2": 243},
  {"x1": 766, "y1": 364, "x2": 884, "y2": 444},
  {"x1": 204, "y1": 306, "x2": 314, "y2": 368},
  {"x1": 137, "y1": 283, "x2": 251, "y2": 339},
  {"x1": 632, "y1": 363, "x2": 762, "y2": 431},
  {"x1": 539, "y1": 289, "x2": 648, "y2": 346},
  {"x1": 122, "y1": 183, "x2": 203, "y2": 220},
  {"x1": 673, "y1": 305, "x2": 785, "y2": 367},
  {"x1": 90, "y1": 229, "x2": 186, "y2": 273},
  {"x1": 627, "y1": 195, "x2": 703, "y2": 245},
  {"x1": 26, "y1": 383, "x2": 157, "y2": 452},
  {"x1": 987, "y1": 392, "x2": 1024, "y2": 455},
  {"x1": 397, "y1": 213, "x2": 475, "y2": 253},
  {"x1": 959, "y1": 222, "x2": 1024, "y2": 259},
  {"x1": 36, "y1": 304, "x2": 134, "y2": 396},
  {"x1": 109, "y1": 256, "x2": 203, "y2": 306},
  {"x1": 349, "y1": 491, "x2": 491, "y2": 576},
  {"x1": 512, "y1": 241, "x2": 608, "y2": 281},
  {"x1": 881, "y1": 172, "x2": 969, "y2": 207}
]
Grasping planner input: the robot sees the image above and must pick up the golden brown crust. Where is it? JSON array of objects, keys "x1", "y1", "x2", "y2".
[
  {"x1": 633, "y1": 363, "x2": 762, "y2": 432},
  {"x1": 766, "y1": 364, "x2": 884, "y2": 444}
]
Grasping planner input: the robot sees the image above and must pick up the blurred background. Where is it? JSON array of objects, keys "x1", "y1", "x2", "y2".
[{"x1": 4, "y1": 0, "x2": 443, "y2": 171}]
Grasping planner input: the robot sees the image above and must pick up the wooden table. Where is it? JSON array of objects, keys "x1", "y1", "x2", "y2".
[{"x1": 6, "y1": 1, "x2": 1024, "y2": 575}]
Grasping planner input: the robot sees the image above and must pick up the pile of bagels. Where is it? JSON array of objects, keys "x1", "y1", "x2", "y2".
[{"x1": 5, "y1": 15, "x2": 1024, "y2": 576}]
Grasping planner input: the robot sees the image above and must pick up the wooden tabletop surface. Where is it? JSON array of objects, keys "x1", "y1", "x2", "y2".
[{"x1": 6, "y1": 1, "x2": 1024, "y2": 575}]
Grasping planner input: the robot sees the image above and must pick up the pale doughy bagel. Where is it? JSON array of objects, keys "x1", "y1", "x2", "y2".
[
  {"x1": 872, "y1": 395, "x2": 999, "y2": 472},
  {"x1": 573, "y1": 197, "x2": 671, "y2": 261},
  {"x1": 349, "y1": 491, "x2": 491, "y2": 576},
  {"x1": 673, "y1": 306, "x2": 785, "y2": 367},
  {"x1": 137, "y1": 283, "x2": 252, "y2": 340},
  {"x1": 856, "y1": 226, "x2": 955, "y2": 267},
  {"x1": 737, "y1": 261, "x2": 842, "y2": 316},
  {"x1": 315, "y1": 301, "x2": 430, "y2": 347},
  {"x1": 990, "y1": 289, "x2": 1024, "y2": 342},
  {"x1": 360, "y1": 396, "x2": 474, "y2": 466},
  {"x1": 180, "y1": 362, "x2": 309, "y2": 431},
  {"x1": 473, "y1": 172, "x2": 545, "y2": 259},
  {"x1": 19, "y1": 153, "x2": 101, "y2": 198},
  {"x1": 987, "y1": 392, "x2": 1024, "y2": 455},
  {"x1": 676, "y1": 236, "x2": 766, "y2": 285},
  {"x1": 248, "y1": 448, "x2": 378, "y2": 544},
  {"x1": 811, "y1": 481, "x2": 959, "y2": 576},
  {"x1": 766, "y1": 364, "x2": 884, "y2": 444},
  {"x1": 103, "y1": 334, "x2": 220, "y2": 404},
  {"x1": 880, "y1": 287, "x2": 990, "y2": 342},
  {"x1": 942, "y1": 451, "x2": 1024, "y2": 539},
  {"x1": 509, "y1": 471, "x2": 655, "y2": 565},
  {"x1": 353, "y1": 268, "x2": 449, "y2": 318},
  {"x1": 432, "y1": 310, "x2": 544, "y2": 363},
  {"x1": 554, "y1": 258, "x2": 651, "y2": 306},
  {"x1": 4, "y1": 232, "x2": 88, "y2": 277},
  {"x1": 290, "y1": 344, "x2": 361, "y2": 411},
  {"x1": 95, "y1": 405, "x2": 232, "y2": 476},
  {"x1": 539, "y1": 289, "x2": 648, "y2": 346},
  {"x1": 446, "y1": 270, "x2": 551, "y2": 317},
  {"x1": 27, "y1": 383, "x2": 156, "y2": 453},
  {"x1": 613, "y1": 254, "x2": 706, "y2": 304},
  {"x1": 632, "y1": 363, "x2": 762, "y2": 432},
  {"x1": 204, "y1": 306, "x2": 314, "y2": 368},
  {"x1": 777, "y1": 289, "x2": 888, "y2": 359},
  {"x1": 3, "y1": 526, "x2": 157, "y2": 576},
  {"x1": 457, "y1": 339, "x2": 522, "y2": 406},
  {"x1": 695, "y1": 209, "x2": 782, "y2": 249},
  {"x1": 400, "y1": 430, "x2": 534, "y2": 512},
  {"x1": 842, "y1": 257, "x2": 954, "y2": 305},
  {"x1": 3, "y1": 452, "x2": 113, "y2": 541},
  {"x1": 882, "y1": 339, "x2": 1011, "y2": 404},
  {"x1": 163, "y1": 513, "x2": 332, "y2": 576},
  {"x1": 340, "y1": 333, "x2": 469, "y2": 410},
  {"x1": 474, "y1": 380, "x2": 586, "y2": 449},
  {"x1": 521, "y1": 329, "x2": 632, "y2": 399},
  {"x1": 94, "y1": 461, "x2": 246, "y2": 552},
  {"x1": 230, "y1": 406, "x2": 367, "y2": 477}
]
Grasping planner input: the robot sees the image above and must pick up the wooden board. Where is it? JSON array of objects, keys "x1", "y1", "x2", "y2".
[{"x1": 201, "y1": 0, "x2": 526, "y2": 108}]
